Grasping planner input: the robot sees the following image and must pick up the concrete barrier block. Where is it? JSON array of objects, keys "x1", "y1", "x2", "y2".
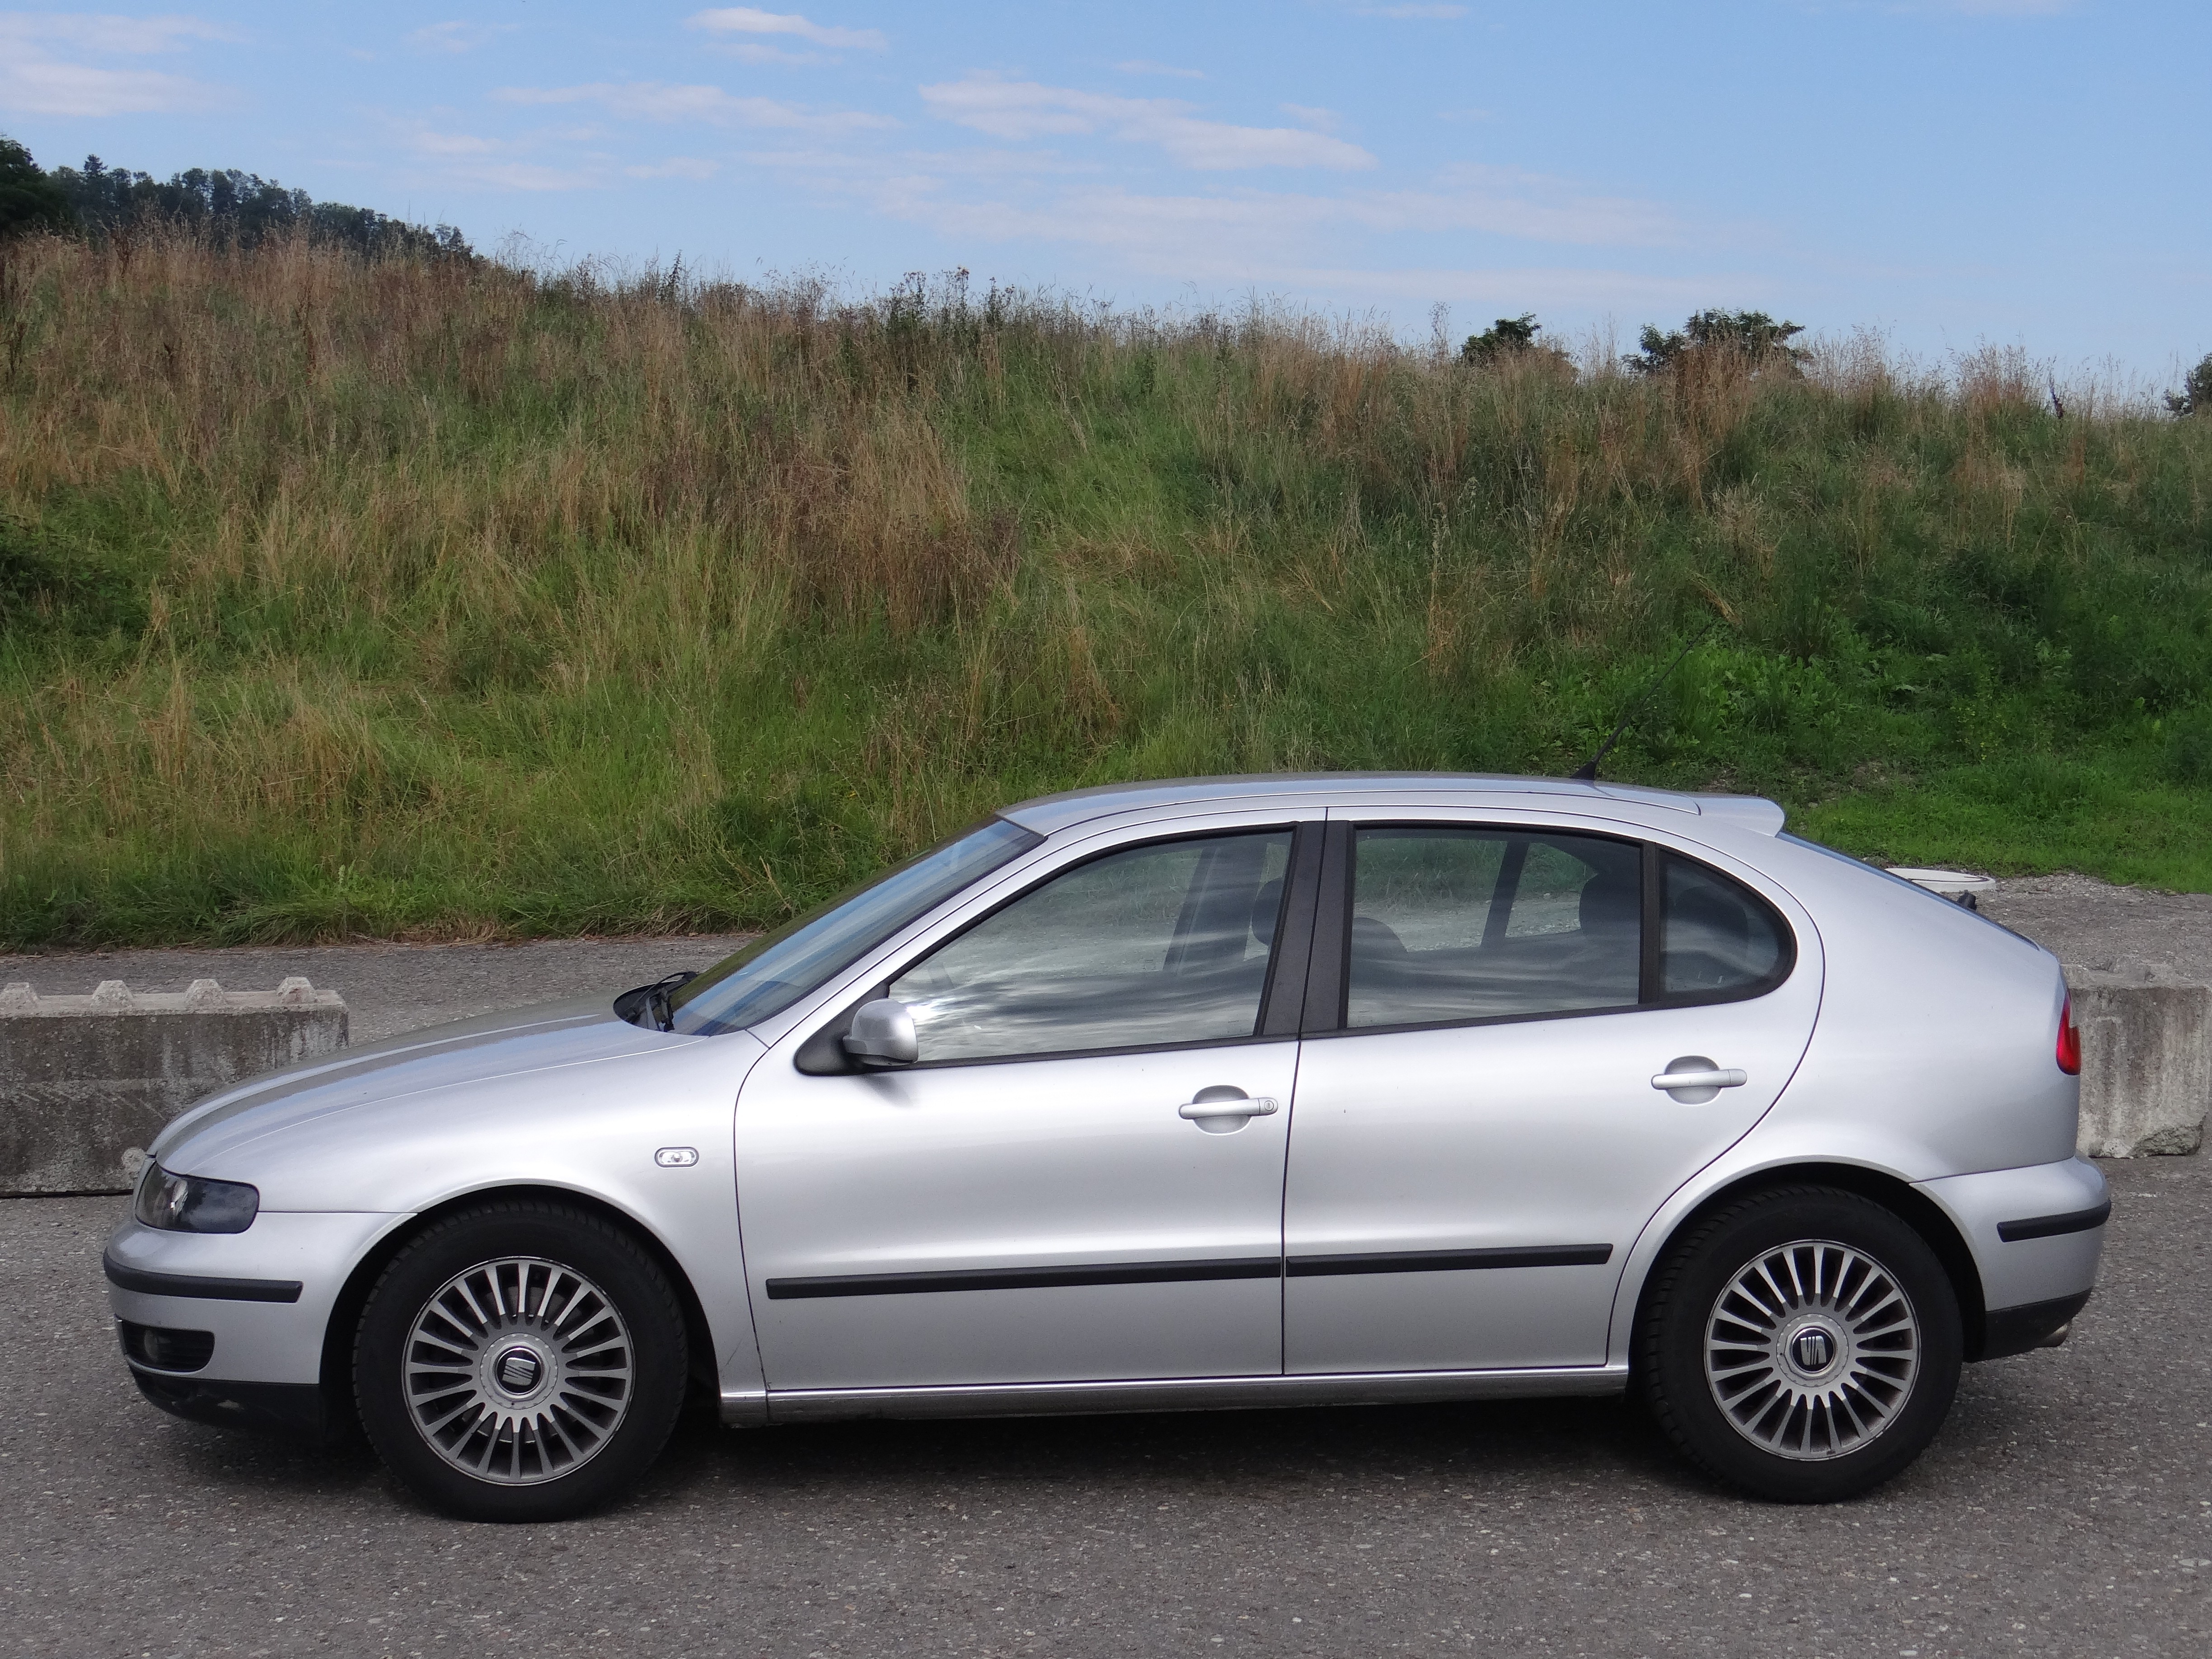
[
  {"x1": 2065, "y1": 966, "x2": 2212, "y2": 1158},
  {"x1": 0, "y1": 978, "x2": 347, "y2": 1195}
]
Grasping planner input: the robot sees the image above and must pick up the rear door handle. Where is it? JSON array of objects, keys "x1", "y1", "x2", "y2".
[
  {"x1": 1650, "y1": 1068, "x2": 1747, "y2": 1091},
  {"x1": 1179, "y1": 1096, "x2": 1280, "y2": 1120}
]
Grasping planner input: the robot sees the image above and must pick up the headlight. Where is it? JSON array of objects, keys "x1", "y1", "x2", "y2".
[{"x1": 133, "y1": 1164, "x2": 259, "y2": 1233}]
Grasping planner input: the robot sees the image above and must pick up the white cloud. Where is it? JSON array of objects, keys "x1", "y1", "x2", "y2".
[
  {"x1": 406, "y1": 20, "x2": 511, "y2": 55},
  {"x1": 0, "y1": 11, "x2": 236, "y2": 53},
  {"x1": 496, "y1": 81, "x2": 896, "y2": 133},
  {"x1": 395, "y1": 125, "x2": 602, "y2": 191},
  {"x1": 1823, "y1": 0, "x2": 2076, "y2": 13},
  {"x1": 626, "y1": 156, "x2": 721, "y2": 180},
  {"x1": 818, "y1": 152, "x2": 1688, "y2": 300},
  {"x1": 0, "y1": 12, "x2": 234, "y2": 114},
  {"x1": 457, "y1": 161, "x2": 591, "y2": 191},
  {"x1": 715, "y1": 41, "x2": 825, "y2": 64},
  {"x1": 686, "y1": 8, "x2": 887, "y2": 50},
  {"x1": 920, "y1": 76, "x2": 1377, "y2": 171},
  {"x1": 1392, "y1": 163, "x2": 1682, "y2": 246},
  {"x1": 0, "y1": 56, "x2": 222, "y2": 114},
  {"x1": 1115, "y1": 59, "x2": 1204, "y2": 79},
  {"x1": 856, "y1": 178, "x2": 1710, "y2": 303},
  {"x1": 1280, "y1": 103, "x2": 1344, "y2": 134}
]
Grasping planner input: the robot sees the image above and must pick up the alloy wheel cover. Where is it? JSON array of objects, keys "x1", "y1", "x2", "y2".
[
  {"x1": 402, "y1": 1256, "x2": 635, "y2": 1486},
  {"x1": 1702, "y1": 1238, "x2": 1921, "y2": 1462}
]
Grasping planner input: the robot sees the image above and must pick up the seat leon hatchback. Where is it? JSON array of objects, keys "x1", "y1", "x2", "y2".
[{"x1": 105, "y1": 774, "x2": 2106, "y2": 1520}]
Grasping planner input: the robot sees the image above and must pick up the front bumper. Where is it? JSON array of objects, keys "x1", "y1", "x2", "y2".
[
  {"x1": 1914, "y1": 1156, "x2": 2109, "y2": 1361},
  {"x1": 103, "y1": 1210, "x2": 406, "y2": 1419}
]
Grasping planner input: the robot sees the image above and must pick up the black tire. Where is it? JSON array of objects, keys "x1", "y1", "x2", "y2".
[
  {"x1": 1637, "y1": 1186, "x2": 1962, "y2": 1503},
  {"x1": 354, "y1": 1200, "x2": 688, "y2": 1523}
]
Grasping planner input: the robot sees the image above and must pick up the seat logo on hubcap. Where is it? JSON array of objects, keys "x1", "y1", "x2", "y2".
[
  {"x1": 1791, "y1": 1328, "x2": 1836, "y2": 1372},
  {"x1": 495, "y1": 1348, "x2": 542, "y2": 1393}
]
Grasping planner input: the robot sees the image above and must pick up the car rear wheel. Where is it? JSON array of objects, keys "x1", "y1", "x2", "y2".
[
  {"x1": 354, "y1": 1201, "x2": 688, "y2": 1522},
  {"x1": 1638, "y1": 1186, "x2": 1962, "y2": 1503}
]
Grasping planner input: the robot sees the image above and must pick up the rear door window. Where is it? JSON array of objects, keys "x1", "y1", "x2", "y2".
[{"x1": 1346, "y1": 828, "x2": 1641, "y2": 1028}]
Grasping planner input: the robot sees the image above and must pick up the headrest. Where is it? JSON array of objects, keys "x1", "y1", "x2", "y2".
[
  {"x1": 1251, "y1": 878, "x2": 1284, "y2": 947},
  {"x1": 1578, "y1": 870, "x2": 1640, "y2": 939}
]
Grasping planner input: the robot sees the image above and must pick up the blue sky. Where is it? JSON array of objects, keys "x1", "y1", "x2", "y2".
[{"x1": 1, "y1": 3, "x2": 2205, "y2": 380}]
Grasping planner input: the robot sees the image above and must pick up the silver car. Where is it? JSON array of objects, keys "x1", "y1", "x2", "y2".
[{"x1": 105, "y1": 774, "x2": 2106, "y2": 1520}]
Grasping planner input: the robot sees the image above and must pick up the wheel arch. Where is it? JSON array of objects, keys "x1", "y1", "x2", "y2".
[
  {"x1": 316, "y1": 1183, "x2": 722, "y2": 1439},
  {"x1": 1629, "y1": 1162, "x2": 1991, "y2": 1364}
]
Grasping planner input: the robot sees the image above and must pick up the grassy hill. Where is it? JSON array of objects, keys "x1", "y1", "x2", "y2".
[{"x1": 2, "y1": 231, "x2": 2209, "y2": 947}]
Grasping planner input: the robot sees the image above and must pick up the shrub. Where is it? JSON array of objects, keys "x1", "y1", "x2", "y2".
[
  {"x1": 1629, "y1": 309, "x2": 1807, "y2": 377},
  {"x1": 2166, "y1": 353, "x2": 2212, "y2": 417}
]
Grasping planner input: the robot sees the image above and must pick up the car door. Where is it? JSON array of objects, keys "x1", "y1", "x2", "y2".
[
  {"x1": 1282, "y1": 809, "x2": 1823, "y2": 1374},
  {"x1": 733, "y1": 816, "x2": 1321, "y2": 1394}
]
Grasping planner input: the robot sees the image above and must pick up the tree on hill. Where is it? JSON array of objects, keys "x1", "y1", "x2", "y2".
[
  {"x1": 1627, "y1": 309, "x2": 1807, "y2": 377},
  {"x1": 49, "y1": 155, "x2": 470, "y2": 259},
  {"x1": 1460, "y1": 313, "x2": 1574, "y2": 372},
  {"x1": 0, "y1": 137, "x2": 75, "y2": 238},
  {"x1": 2166, "y1": 354, "x2": 2212, "y2": 417}
]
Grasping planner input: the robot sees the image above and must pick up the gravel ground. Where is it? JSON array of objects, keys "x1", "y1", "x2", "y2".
[
  {"x1": 3, "y1": 1154, "x2": 2207, "y2": 1657},
  {"x1": 1979, "y1": 876, "x2": 2212, "y2": 982}
]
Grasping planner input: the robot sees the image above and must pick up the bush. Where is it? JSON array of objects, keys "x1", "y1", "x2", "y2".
[
  {"x1": 2166, "y1": 353, "x2": 2212, "y2": 417},
  {"x1": 1628, "y1": 309, "x2": 1807, "y2": 377}
]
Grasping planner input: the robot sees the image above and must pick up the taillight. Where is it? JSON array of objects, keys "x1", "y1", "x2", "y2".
[{"x1": 2056, "y1": 995, "x2": 2081, "y2": 1075}]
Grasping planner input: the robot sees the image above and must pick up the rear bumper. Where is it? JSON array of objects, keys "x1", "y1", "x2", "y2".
[
  {"x1": 1980, "y1": 1289, "x2": 2092, "y2": 1362},
  {"x1": 1914, "y1": 1157, "x2": 2108, "y2": 1360}
]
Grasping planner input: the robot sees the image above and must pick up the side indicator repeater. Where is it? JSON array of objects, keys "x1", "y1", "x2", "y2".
[{"x1": 655, "y1": 1147, "x2": 700, "y2": 1168}]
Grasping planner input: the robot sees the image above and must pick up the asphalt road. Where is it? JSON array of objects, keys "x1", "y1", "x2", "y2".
[{"x1": 5, "y1": 1157, "x2": 2207, "y2": 1658}]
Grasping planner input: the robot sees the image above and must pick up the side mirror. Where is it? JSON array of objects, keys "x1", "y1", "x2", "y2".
[{"x1": 842, "y1": 998, "x2": 918, "y2": 1068}]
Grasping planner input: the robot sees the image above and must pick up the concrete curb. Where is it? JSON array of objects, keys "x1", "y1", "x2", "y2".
[
  {"x1": 2066, "y1": 965, "x2": 2212, "y2": 1158},
  {"x1": 0, "y1": 978, "x2": 346, "y2": 1195}
]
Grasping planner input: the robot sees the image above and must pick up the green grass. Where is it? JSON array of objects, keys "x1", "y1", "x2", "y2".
[{"x1": 2, "y1": 236, "x2": 2209, "y2": 947}]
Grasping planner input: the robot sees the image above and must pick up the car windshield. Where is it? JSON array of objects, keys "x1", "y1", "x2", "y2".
[{"x1": 664, "y1": 817, "x2": 1044, "y2": 1036}]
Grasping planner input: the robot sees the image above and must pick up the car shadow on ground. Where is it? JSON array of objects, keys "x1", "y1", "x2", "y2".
[
  {"x1": 640, "y1": 1392, "x2": 1715, "y2": 1506},
  {"x1": 124, "y1": 1359, "x2": 2069, "y2": 1523}
]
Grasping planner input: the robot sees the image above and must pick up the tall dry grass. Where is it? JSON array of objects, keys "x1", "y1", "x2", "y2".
[{"x1": 4, "y1": 230, "x2": 2210, "y2": 942}]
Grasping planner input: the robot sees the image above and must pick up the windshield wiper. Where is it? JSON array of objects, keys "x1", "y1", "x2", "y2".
[{"x1": 616, "y1": 970, "x2": 699, "y2": 1032}]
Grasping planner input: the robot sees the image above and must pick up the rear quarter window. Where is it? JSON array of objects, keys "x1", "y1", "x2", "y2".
[{"x1": 1659, "y1": 851, "x2": 1792, "y2": 1000}]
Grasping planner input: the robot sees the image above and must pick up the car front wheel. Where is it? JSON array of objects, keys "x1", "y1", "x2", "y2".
[
  {"x1": 354, "y1": 1200, "x2": 689, "y2": 1522},
  {"x1": 1638, "y1": 1186, "x2": 1963, "y2": 1503}
]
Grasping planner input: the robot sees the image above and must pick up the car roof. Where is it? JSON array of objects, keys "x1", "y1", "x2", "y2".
[{"x1": 998, "y1": 772, "x2": 1788, "y2": 838}]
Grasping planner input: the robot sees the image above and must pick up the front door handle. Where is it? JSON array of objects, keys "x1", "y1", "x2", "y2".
[
  {"x1": 1650, "y1": 1067, "x2": 1748, "y2": 1091},
  {"x1": 1651, "y1": 1056, "x2": 1747, "y2": 1104},
  {"x1": 1178, "y1": 1096, "x2": 1281, "y2": 1120}
]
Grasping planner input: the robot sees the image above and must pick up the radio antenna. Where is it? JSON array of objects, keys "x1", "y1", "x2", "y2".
[{"x1": 1570, "y1": 626, "x2": 1713, "y2": 783}]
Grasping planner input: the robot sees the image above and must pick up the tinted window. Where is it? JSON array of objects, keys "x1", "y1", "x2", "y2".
[
  {"x1": 1662, "y1": 854, "x2": 1786, "y2": 996},
  {"x1": 890, "y1": 830, "x2": 1293, "y2": 1062},
  {"x1": 1346, "y1": 828, "x2": 1641, "y2": 1028},
  {"x1": 667, "y1": 817, "x2": 1042, "y2": 1036}
]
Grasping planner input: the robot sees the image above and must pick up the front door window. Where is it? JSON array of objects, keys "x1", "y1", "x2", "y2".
[{"x1": 891, "y1": 831, "x2": 1293, "y2": 1061}]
